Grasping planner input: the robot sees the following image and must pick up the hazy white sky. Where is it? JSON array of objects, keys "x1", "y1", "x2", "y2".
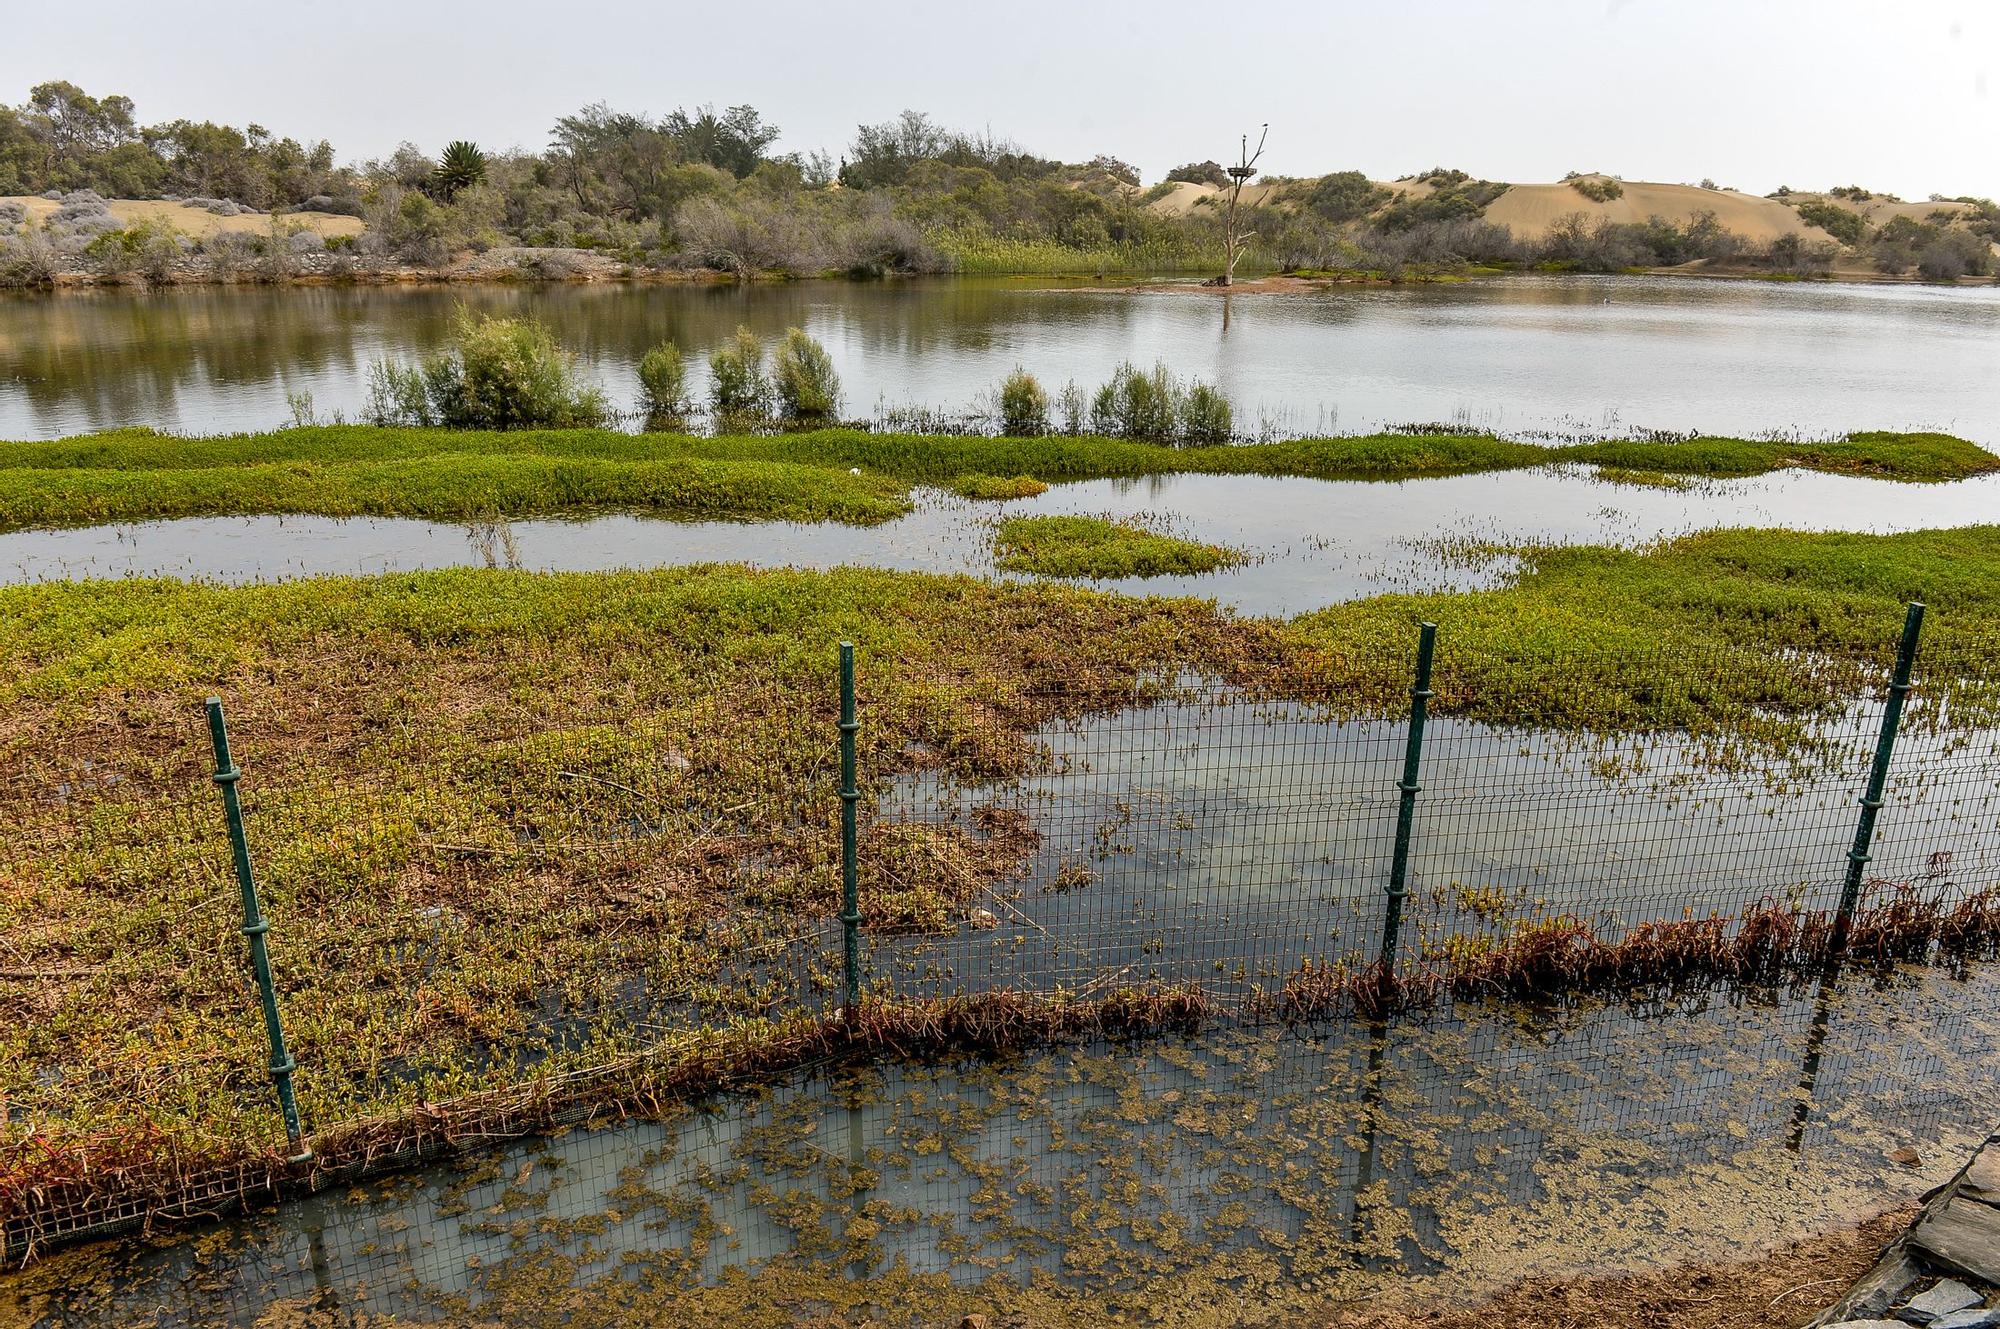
[{"x1": 5, "y1": 0, "x2": 1995, "y2": 198}]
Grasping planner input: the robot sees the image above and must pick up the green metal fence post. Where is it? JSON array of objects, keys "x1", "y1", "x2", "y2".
[
  {"x1": 1378, "y1": 622, "x2": 1438, "y2": 983},
  {"x1": 1830, "y1": 601, "x2": 1926, "y2": 954},
  {"x1": 205, "y1": 697, "x2": 310, "y2": 1161},
  {"x1": 838, "y1": 643, "x2": 862, "y2": 1019}
]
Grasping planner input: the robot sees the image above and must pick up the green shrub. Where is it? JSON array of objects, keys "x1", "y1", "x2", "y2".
[
  {"x1": 1180, "y1": 381, "x2": 1233, "y2": 445},
  {"x1": 1091, "y1": 363, "x2": 1178, "y2": 441},
  {"x1": 1794, "y1": 200, "x2": 1867, "y2": 247},
  {"x1": 1056, "y1": 381, "x2": 1087, "y2": 435},
  {"x1": 367, "y1": 310, "x2": 609, "y2": 429},
  {"x1": 367, "y1": 361, "x2": 433, "y2": 426},
  {"x1": 1565, "y1": 174, "x2": 1623, "y2": 203},
  {"x1": 1085, "y1": 362, "x2": 1234, "y2": 445},
  {"x1": 709, "y1": 325, "x2": 769, "y2": 420},
  {"x1": 997, "y1": 368, "x2": 1050, "y2": 436},
  {"x1": 1307, "y1": 170, "x2": 1391, "y2": 223},
  {"x1": 772, "y1": 327, "x2": 840, "y2": 422},
  {"x1": 638, "y1": 341, "x2": 688, "y2": 419}
]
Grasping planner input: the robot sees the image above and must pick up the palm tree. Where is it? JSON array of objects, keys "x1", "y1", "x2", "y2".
[{"x1": 433, "y1": 140, "x2": 488, "y2": 202}]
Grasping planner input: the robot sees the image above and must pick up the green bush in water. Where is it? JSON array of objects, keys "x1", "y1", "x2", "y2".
[
  {"x1": 1088, "y1": 361, "x2": 1233, "y2": 445},
  {"x1": 638, "y1": 341, "x2": 688, "y2": 421},
  {"x1": 368, "y1": 310, "x2": 608, "y2": 429},
  {"x1": 998, "y1": 368, "x2": 1050, "y2": 437},
  {"x1": 1091, "y1": 362, "x2": 1178, "y2": 441},
  {"x1": 709, "y1": 325, "x2": 769, "y2": 421},
  {"x1": 772, "y1": 327, "x2": 840, "y2": 423},
  {"x1": 1180, "y1": 380, "x2": 1233, "y2": 445}
]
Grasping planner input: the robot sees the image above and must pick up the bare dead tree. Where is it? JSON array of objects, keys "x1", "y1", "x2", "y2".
[{"x1": 1218, "y1": 124, "x2": 1268, "y2": 287}]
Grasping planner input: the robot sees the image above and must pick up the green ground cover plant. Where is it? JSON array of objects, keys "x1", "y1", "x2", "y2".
[
  {"x1": 0, "y1": 451, "x2": 908, "y2": 529},
  {"x1": 950, "y1": 473, "x2": 1048, "y2": 500},
  {"x1": 992, "y1": 514, "x2": 1244, "y2": 578},
  {"x1": 1, "y1": 427, "x2": 1987, "y2": 531}
]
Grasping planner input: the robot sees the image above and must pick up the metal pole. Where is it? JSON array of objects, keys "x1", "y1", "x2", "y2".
[
  {"x1": 1378, "y1": 622, "x2": 1438, "y2": 982},
  {"x1": 838, "y1": 643, "x2": 862, "y2": 1018},
  {"x1": 1830, "y1": 601, "x2": 1925, "y2": 954},
  {"x1": 205, "y1": 697, "x2": 310, "y2": 1160}
]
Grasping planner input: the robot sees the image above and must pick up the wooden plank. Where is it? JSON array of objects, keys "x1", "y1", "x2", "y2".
[{"x1": 1912, "y1": 1197, "x2": 2000, "y2": 1285}]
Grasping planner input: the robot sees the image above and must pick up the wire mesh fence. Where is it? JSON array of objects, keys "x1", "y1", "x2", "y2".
[
  {"x1": 6, "y1": 605, "x2": 2000, "y2": 1262},
  {"x1": 18, "y1": 960, "x2": 2000, "y2": 1324}
]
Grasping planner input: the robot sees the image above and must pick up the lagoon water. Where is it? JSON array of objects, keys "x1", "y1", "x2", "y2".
[
  {"x1": 7, "y1": 464, "x2": 2000, "y2": 614},
  {"x1": 8, "y1": 273, "x2": 2000, "y2": 1320},
  {"x1": 4, "y1": 273, "x2": 1999, "y2": 443}
]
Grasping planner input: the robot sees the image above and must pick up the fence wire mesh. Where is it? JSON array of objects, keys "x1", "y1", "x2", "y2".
[
  {"x1": 6, "y1": 615, "x2": 2000, "y2": 1265},
  {"x1": 17, "y1": 961, "x2": 2000, "y2": 1324}
]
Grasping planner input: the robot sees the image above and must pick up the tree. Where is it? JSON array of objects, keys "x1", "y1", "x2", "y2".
[
  {"x1": 1217, "y1": 124, "x2": 1267, "y2": 287},
  {"x1": 842, "y1": 110, "x2": 951, "y2": 189},
  {"x1": 433, "y1": 141, "x2": 488, "y2": 201},
  {"x1": 664, "y1": 104, "x2": 780, "y2": 178},
  {"x1": 1086, "y1": 154, "x2": 1139, "y2": 187},
  {"x1": 28, "y1": 81, "x2": 138, "y2": 156},
  {"x1": 1306, "y1": 170, "x2": 1389, "y2": 223},
  {"x1": 549, "y1": 103, "x2": 673, "y2": 216},
  {"x1": 1166, "y1": 160, "x2": 1228, "y2": 187}
]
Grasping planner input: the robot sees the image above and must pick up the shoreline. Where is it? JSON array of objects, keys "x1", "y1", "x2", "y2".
[{"x1": 9, "y1": 251, "x2": 1996, "y2": 296}]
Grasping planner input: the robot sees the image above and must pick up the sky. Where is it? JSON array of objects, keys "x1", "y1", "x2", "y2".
[{"x1": 4, "y1": 0, "x2": 1996, "y2": 200}]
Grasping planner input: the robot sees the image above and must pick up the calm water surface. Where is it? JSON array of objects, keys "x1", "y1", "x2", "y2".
[
  {"x1": 7, "y1": 465, "x2": 1997, "y2": 613},
  {"x1": 4, "y1": 274, "x2": 1998, "y2": 441}
]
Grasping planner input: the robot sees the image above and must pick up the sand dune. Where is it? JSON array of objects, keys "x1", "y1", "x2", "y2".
[
  {"x1": 1147, "y1": 180, "x2": 1285, "y2": 217},
  {"x1": 4, "y1": 196, "x2": 364, "y2": 240},
  {"x1": 1143, "y1": 172, "x2": 1914, "y2": 245},
  {"x1": 1484, "y1": 179, "x2": 1828, "y2": 243}
]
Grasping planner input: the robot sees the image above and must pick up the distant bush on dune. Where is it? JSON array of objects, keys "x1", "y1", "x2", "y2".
[
  {"x1": 1165, "y1": 161, "x2": 1229, "y2": 188},
  {"x1": 1564, "y1": 173, "x2": 1624, "y2": 203},
  {"x1": 1378, "y1": 168, "x2": 1510, "y2": 230},
  {"x1": 1792, "y1": 199, "x2": 1867, "y2": 246},
  {"x1": 1305, "y1": 171, "x2": 1391, "y2": 224}
]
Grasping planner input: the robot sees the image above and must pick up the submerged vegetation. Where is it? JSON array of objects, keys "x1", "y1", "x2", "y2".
[
  {"x1": 9, "y1": 516, "x2": 2000, "y2": 1248},
  {"x1": 993, "y1": 514, "x2": 1245, "y2": 578},
  {"x1": 0, "y1": 425, "x2": 1989, "y2": 531}
]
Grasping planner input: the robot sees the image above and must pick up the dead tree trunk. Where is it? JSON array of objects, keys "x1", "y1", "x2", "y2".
[{"x1": 1219, "y1": 124, "x2": 1268, "y2": 287}]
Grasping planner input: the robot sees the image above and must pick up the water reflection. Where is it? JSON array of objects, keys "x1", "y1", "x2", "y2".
[
  {"x1": 871, "y1": 690, "x2": 1999, "y2": 1001},
  {"x1": 4, "y1": 274, "x2": 1998, "y2": 441},
  {"x1": 7, "y1": 465, "x2": 2000, "y2": 617}
]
